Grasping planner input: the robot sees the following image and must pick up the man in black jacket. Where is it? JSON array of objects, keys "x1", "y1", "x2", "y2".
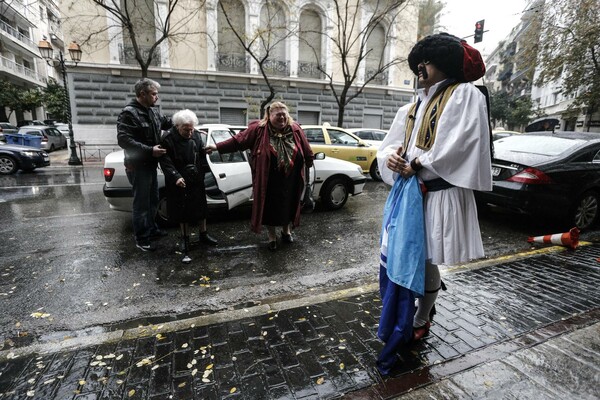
[{"x1": 117, "y1": 78, "x2": 172, "y2": 251}]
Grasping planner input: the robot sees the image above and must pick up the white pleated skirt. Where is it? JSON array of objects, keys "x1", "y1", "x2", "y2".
[{"x1": 424, "y1": 187, "x2": 484, "y2": 266}]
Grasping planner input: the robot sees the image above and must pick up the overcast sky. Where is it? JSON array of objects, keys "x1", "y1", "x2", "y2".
[{"x1": 438, "y1": 0, "x2": 528, "y2": 57}]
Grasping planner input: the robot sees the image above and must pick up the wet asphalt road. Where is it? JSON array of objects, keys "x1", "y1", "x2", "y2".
[{"x1": 1, "y1": 162, "x2": 598, "y2": 352}]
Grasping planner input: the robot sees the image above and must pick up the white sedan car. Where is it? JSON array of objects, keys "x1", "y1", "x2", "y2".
[
  {"x1": 103, "y1": 124, "x2": 366, "y2": 225},
  {"x1": 346, "y1": 128, "x2": 387, "y2": 148}
]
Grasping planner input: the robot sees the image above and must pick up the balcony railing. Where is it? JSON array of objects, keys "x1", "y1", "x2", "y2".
[
  {"x1": 0, "y1": 20, "x2": 37, "y2": 49},
  {"x1": 365, "y1": 69, "x2": 388, "y2": 85},
  {"x1": 118, "y1": 43, "x2": 161, "y2": 66},
  {"x1": 217, "y1": 53, "x2": 249, "y2": 73},
  {"x1": 0, "y1": 55, "x2": 45, "y2": 83},
  {"x1": 261, "y1": 59, "x2": 289, "y2": 77},
  {"x1": 298, "y1": 61, "x2": 323, "y2": 79}
]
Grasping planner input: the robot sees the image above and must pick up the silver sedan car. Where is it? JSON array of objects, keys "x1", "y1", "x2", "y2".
[{"x1": 18, "y1": 126, "x2": 68, "y2": 152}]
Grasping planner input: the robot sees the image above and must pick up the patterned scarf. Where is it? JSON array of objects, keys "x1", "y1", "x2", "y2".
[{"x1": 268, "y1": 123, "x2": 296, "y2": 175}]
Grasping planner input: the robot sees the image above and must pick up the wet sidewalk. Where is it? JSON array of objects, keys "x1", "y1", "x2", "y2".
[
  {"x1": 47, "y1": 148, "x2": 104, "y2": 167},
  {"x1": 1, "y1": 245, "x2": 599, "y2": 399}
]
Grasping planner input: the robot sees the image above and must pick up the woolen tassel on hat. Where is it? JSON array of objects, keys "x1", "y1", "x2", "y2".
[
  {"x1": 527, "y1": 227, "x2": 580, "y2": 250},
  {"x1": 460, "y1": 40, "x2": 486, "y2": 82}
]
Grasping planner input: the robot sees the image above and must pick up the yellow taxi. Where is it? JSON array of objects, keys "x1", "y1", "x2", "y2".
[{"x1": 302, "y1": 123, "x2": 381, "y2": 180}]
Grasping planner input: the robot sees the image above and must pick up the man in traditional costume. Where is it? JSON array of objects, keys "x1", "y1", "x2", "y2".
[{"x1": 375, "y1": 33, "x2": 492, "y2": 375}]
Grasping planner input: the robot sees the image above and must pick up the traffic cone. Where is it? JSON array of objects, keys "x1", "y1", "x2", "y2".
[{"x1": 527, "y1": 227, "x2": 580, "y2": 250}]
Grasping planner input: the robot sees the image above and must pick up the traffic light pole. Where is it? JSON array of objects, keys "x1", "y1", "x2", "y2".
[{"x1": 462, "y1": 30, "x2": 489, "y2": 40}]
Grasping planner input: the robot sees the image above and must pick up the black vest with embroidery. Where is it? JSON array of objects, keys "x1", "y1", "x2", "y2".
[{"x1": 404, "y1": 82, "x2": 460, "y2": 151}]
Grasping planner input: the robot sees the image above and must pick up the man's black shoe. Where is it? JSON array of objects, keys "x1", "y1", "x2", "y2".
[
  {"x1": 199, "y1": 232, "x2": 218, "y2": 246},
  {"x1": 136, "y1": 241, "x2": 157, "y2": 252},
  {"x1": 150, "y1": 229, "x2": 168, "y2": 240}
]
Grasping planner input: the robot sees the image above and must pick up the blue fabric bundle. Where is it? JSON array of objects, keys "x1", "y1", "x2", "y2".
[{"x1": 376, "y1": 175, "x2": 426, "y2": 375}]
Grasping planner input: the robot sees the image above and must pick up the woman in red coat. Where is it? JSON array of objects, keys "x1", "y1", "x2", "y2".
[{"x1": 205, "y1": 102, "x2": 313, "y2": 251}]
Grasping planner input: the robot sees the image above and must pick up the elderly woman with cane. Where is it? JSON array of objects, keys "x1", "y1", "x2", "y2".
[{"x1": 159, "y1": 109, "x2": 218, "y2": 263}]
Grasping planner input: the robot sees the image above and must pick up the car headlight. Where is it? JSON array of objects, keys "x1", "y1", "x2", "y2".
[
  {"x1": 21, "y1": 151, "x2": 37, "y2": 157},
  {"x1": 357, "y1": 166, "x2": 363, "y2": 174}
]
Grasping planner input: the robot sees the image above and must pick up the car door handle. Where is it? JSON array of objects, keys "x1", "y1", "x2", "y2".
[{"x1": 219, "y1": 173, "x2": 226, "y2": 179}]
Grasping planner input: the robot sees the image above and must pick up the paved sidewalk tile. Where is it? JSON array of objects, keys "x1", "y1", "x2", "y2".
[{"x1": 1, "y1": 246, "x2": 599, "y2": 399}]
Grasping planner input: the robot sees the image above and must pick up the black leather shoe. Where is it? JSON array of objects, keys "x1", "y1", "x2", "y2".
[
  {"x1": 268, "y1": 241, "x2": 277, "y2": 251},
  {"x1": 136, "y1": 241, "x2": 157, "y2": 252},
  {"x1": 199, "y1": 232, "x2": 218, "y2": 246},
  {"x1": 150, "y1": 229, "x2": 168, "y2": 240},
  {"x1": 281, "y1": 232, "x2": 293, "y2": 244}
]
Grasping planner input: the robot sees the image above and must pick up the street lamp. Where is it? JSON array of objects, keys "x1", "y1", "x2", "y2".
[{"x1": 38, "y1": 38, "x2": 83, "y2": 166}]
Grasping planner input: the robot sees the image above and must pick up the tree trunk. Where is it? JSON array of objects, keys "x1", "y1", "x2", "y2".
[{"x1": 337, "y1": 106, "x2": 345, "y2": 127}]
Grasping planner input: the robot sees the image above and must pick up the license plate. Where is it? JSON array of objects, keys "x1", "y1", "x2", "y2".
[{"x1": 492, "y1": 166, "x2": 501, "y2": 176}]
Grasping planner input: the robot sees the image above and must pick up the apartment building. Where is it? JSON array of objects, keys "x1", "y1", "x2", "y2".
[{"x1": 0, "y1": 0, "x2": 60, "y2": 123}]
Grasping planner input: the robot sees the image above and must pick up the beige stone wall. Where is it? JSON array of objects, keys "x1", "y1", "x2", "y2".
[
  {"x1": 60, "y1": 0, "x2": 112, "y2": 64},
  {"x1": 60, "y1": 0, "x2": 417, "y2": 90},
  {"x1": 392, "y1": 1, "x2": 419, "y2": 90},
  {"x1": 167, "y1": 0, "x2": 208, "y2": 70}
]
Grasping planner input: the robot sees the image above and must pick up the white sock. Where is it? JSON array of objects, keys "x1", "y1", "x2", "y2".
[{"x1": 414, "y1": 261, "x2": 441, "y2": 327}]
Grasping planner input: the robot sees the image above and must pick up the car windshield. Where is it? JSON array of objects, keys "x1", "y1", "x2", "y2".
[{"x1": 494, "y1": 135, "x2": 586, "y2": 165}]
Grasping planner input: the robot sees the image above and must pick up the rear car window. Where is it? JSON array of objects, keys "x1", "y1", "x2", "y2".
[{"x1": 494, "y1": 135, "x2": 584, "y2": 157}]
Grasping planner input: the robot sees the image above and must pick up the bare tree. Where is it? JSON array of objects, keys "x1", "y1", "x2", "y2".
[
  {"x1": 218, "y1": 0, "x2": 295, "y2": 117},
  {"x1": 417, "y1": 0, "x2": 445, "y2": 40},
  {"x1": 63, "y1": 0, "x2": 205, "y2": 78},
  {"x1": 301, "y1": 0, "x2": 410, "y2": 126}
]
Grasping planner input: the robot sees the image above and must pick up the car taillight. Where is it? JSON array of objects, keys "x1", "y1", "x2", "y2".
[
  {"x1": 506, "y1": 167, "x2": 553, "y2": 184},
  {"x1": 41, "y1": 134, "x2": 48, "y2": 142},
  {"x1": 104, "y1": 168, "x2": 115, "y2": 182}
]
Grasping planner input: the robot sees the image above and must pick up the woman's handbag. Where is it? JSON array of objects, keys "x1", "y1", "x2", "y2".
[
  {"x1": 182, "y1": 163, "x2": 202, "y2": 183},
  {"x1": 182, "y1": 135, "x2": 205, "y2": 183}
]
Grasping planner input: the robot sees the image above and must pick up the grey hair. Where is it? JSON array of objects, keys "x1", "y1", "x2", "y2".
[
  {"x1": 134, "y1": 78, "x2": 161, "y2": 97},
  {"x1": 172, "y1": 109, "x2": 199, "y2": 126}
]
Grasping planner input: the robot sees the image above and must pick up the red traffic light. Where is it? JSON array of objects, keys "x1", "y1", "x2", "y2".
[{"x1": 474, "y1": 19, "x2": 485, "y2": 43}]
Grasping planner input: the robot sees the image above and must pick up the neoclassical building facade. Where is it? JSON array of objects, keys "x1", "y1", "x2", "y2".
[{"x1": 59, "y1": 0, "x2": 418, "y2": 142}]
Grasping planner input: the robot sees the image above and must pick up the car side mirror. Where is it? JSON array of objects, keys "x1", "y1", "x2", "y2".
[{"x1": 314, "y1": 152, "x2": 325, "y2": 160}]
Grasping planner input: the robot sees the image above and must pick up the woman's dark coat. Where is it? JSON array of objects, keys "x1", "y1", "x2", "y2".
[
  {"x1": 159, "y1": 128, "x2": 210, "y2": 223},
  {"x1": 216, "y1": 120, "x2": 314, "y2": 233}
]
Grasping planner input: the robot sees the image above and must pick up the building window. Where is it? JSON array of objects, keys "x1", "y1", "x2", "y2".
[
  {"x1": 259, "y1": 1, "x2": 288, "y2": 76},
  {"x1": 220, "y1": 107, "x2": 246, "y2": 125},
  {"x1": 298, "y1": 9, "x2": 322, "y2": 79},
  {"x1": 119, "y1": 0, "x2": 160, "y2": 66},
  {"x1": 365, "y1": 23, "x2": 387, "y2": 85},
  {"x1": 217, "y1": 0, "x2": 248, "y2": 73},
  {"x1": 363, "y1": 113, "x2": 383, "y2": 129},
  {"x1": 298, "y1": 110, "x2": 320, "y2": 125}
]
